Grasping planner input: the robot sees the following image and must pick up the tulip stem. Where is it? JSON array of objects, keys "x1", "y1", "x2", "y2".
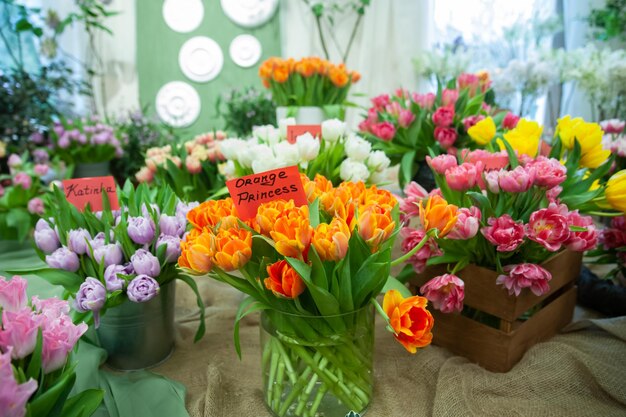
[
  {"x1": 371, "y1": 298, "x2": 396, "y2": 335},
  {"x1": 390, "y1": 228, "x2": 438, "y2": 267},
  {"x1": 588, "y1": 211, "x2": 623, "y2": 217}
]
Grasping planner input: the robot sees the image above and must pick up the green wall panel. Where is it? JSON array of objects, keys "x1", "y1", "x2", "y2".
[{"x1": 136, "y1": 1, "x2": 281, "y2": 136}]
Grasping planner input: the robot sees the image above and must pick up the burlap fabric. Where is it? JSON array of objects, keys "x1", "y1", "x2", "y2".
[{"x1": 155, "y1": 279, "x2": 626, "y2": 417}]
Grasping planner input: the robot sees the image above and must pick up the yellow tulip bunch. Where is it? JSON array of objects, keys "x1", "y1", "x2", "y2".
[{"x1": 555, "y1": 116, "x2": 611, "y2": 169}]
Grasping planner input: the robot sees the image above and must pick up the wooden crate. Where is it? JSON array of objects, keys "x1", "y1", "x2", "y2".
[{"x1": 409, "y1": 250, "x2": 582, "y2": 372}]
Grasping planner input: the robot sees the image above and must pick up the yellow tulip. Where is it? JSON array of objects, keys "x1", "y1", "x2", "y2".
[
  {"x1": 580, "y1": 145, "x2": 611, "y2": 169},
  {"x1": 555, "y1": 115, "x2": 584, "y2": 149},
  {"x1": 606, "y1": 170, "x2": 626, "y2": 212},
  {"x1": 574, "y1": 121, "x2": 604, "y2": 154},
  {"x1": 499, "y1": 119, "x2": 542, "y2": 157},
  {"x1": 468, "y1": 117, "x2": 496, "y2": 145}
]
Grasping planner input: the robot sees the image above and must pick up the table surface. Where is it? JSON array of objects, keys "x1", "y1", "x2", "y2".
[{"x1": 2, "y1": 245, "x2": 626, "y2": 417}]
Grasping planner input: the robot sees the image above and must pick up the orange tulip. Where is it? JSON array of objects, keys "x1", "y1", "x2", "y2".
[
  {"x1": 302, "y1": 173, "x2": 334, "y2": 202},
  {"x1": 312, "y1": 218, "x2": 351, "y2": 261},
  {"x1": 337, "y1": 181, "x2": 366, "y2": 203},
  {"x1": 272, "y1": 63, "x2": 290, "y2": 83},
  {"x1": 329, "y1": 66, "x2": 349, "y2": 88},
  {"x1": 361, "y1": 185, "x2": 398, "y2": 211},
  {"x1": 295, "y1": 60, "x2": 316, "y2": 77},
  {"x1": 418, "y1": 195, "x2": 458, "y2": 237},
  {"x1": 383, "y1": 289, "x2": 434, "y2": 353},
  {"x1": 217, "y1": 215, "x2": 240, "y2": 231},
  {"x1": 187, "y1": 198, "x2": 237, "y2": 229},
  {"x1": 270, "y1": 206, "x2": 313, "y2": 259},
  {"x1": 256, "y1": 200, "x2": 296, "y2": 236},
  {"x1": 319, "y1": 187, "x2": 357, "y2": 228},
  {"x1": 212, "y1": 228, "x2": 253, "y2": 271},
  {"x1": 178, "y1": 231, "x2": 214, "y2": 274},
  {"x1": 357, "y1": 204, "x2": 395, "y2": 251},
  {"x1": 351, "y1": 71, "x2": 361, "y2": 83},
  {"x1": 264, "y1": 260, "x2": 306, "y2": 299}
]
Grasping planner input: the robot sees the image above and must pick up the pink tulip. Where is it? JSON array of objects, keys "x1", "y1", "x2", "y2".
[
  {"x1": 462, "y1": 149, "x2": 509, "y2": 171},
  {"x1": 546, "y1": 185, "x2": 562, "y2": 203},
  {"x1": 400, "y1": 227, "x2": 442, "y2": 273},
  {"x1": 498, "y1": 166, "x2": 535, "y2": 193},
  {"x1": 426, "y1": 154, "x2": 457, "y2": 175},
  {"x1": 384, "y1": 101, "x2": 402, "y2": 117},
  {"x1": 370, "y1": 122, "x2": 396, "y2": 141},
  {"x1": 502, "y1": 112, "x2": 520, "y2": 130},
  {"x1": 432, "y1": 106, "x2": 455, "y2": 127},
  {"x1": 395, "y1": 88, "x2": 409, "y2": 99},
  {"x1": 612, "y1": 216, "x2": 626, "y2": 230},
  {"x1": 434, "y1": 127, "x2": 458, "y2": 150},
  {"x1": 12, "y1": 173, "x2": 31, "y2": 190},
  {"x1": 398, "y1": 109, "x2": 416, "y2": 128},
  {"x1": 0, "y1": 308, "x2": 41, "y2": 359},
  {"x1": 0, "y1": 347, "x2": 38, "y2": 417},
  {"x1": 483, "y1": 170, "x2": 501, "y2": 193},
  {"x1": 27, "y1": 197, "x2": 44, "y2": 215},
  {"x1": 185, "y1": 156, "x2": 202, "y2": 174},
  {"x1": 358, "y1": 120, "x2": 371, "y2": 133},
  {"x1": 445, "y1": 162, "x2": 478, "y2": 191},
  {"x1": 404, "y1": 181, "x2": 428, "y2": 200},
  {"x1": 441, "y1": 89, "x2": 459, "y2": 107},
  {"x1": 600, "y1": 119, "x2": 625, "y2": 135},
  {"x1": 0, "y1": 276, "x2": 28, "y2": 312},
  {"x1": 462, "y1": 115, "x2": 485, "y2": 131},
  {"x1": 7, "y1": 154, "x2": 22, "y2": 168},
  {"x1": 565, "y1": 211, "x2": 598, "y2": 252},
  {"x1": 481, "y1": 214, "x2": 525, "y2": 252},
  {"x1": 412, "y1": 92, "x2": 436, "y2": 109},
  {"x1": 599, "y1": 228, "x2": 626, "y2": 250},
  {"x1": 420, "y1": 274, "x2": 465, "y2": 313},
  {"x1": 496, "y1": 263, "x2": 552, "y2": 296},
  {"x1": 527, "y1": 156, "x2": 566, "y2": 189},
  {"x1": 135, "y1": 166, "x2": 154, "y2": 183},
  {"x1": 41, "y1": 316, "x2": 87, "y2": 373},
  {"x1": 34, "y1": 164, "x2": 49, "y2": 176},
  {"x1": 31, "y1": 296, "x2": 70, "y2": 319},
  {"x1": 526, "y1": 206, "x2": 570, "y2": 251},
  {"x1": 399, "y1": 181, "x2": 428, "y2": 220},
  {"x1": 371, "y1": 94, "x2": 390, "y2": 109},
  {"x1": 448, "y1": 207, "x2": 481, "y2": 240},
  {"x1": 458, "y1": 73, "x2": 480, "y2": 95}
]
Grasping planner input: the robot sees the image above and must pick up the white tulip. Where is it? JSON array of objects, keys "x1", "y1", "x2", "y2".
[
  {"x1": 344, "y1": 135, "x2": 371, "y2": 162},
  {"x1": 366, "y1": 150, "x2": 391, "y2": 172},
  {"x1": 321, "y1": 119, "x2": 345, "y2": 143},
  {"x1": 274, "y1": 141, "x2": 300, "y2": 166},
  {"x1": 219, "y1": 138, "x2": 246, "y2": 161},
  {"x1": 252, "y1": 156, "x2": 285, "y2": 174},
  {"x1": 340, "y1": 159, "x2": 370, "y2": 183},
  {"x1": 218, "y1": 160, "x2": 236, "y2": 178},
  {"x1": 239, "y1": 143, "x2": 273, "y2": 168},
  {"x1": 279, "y1": 117, "x2": 297, "y2": 139},
  {"x1": 296, "y1": 133, "x2": 321, "y2": 162},
  {"x1": 253, "y1": 125, "x2": 280, "y2": 145}
]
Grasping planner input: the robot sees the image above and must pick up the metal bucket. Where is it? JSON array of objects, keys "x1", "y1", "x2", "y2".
[
  {"x1": 74, "y1": 161, "x2": 110, "y2": 178},
  {"x1": 96, "y1": 281, "x2": 176, "y2": 370}
]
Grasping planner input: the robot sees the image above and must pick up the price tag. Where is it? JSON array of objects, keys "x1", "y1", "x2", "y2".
[
  {"x1": 226, "y1": 166, "x2": 307, "y2": 220},
  {"x1": 286, "y1": 125, "x2": 322, "y2": 144},
  {"x1": 61, "y1": 176, "x2": 119, "y2": 212}
]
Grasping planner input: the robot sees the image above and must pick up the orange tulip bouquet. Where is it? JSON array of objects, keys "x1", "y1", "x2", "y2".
[
  {"x1": 179, "y1": 174, "x2": 438, "y2": 417},
  {"x1": 259, "y1": 57, "x2": 360, "y2": 109}
]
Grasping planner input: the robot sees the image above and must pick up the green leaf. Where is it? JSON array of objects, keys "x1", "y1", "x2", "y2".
[
  {"x1": 233, "y1": 297, "x2": 268, "y2": 359},
  {"x1": 499, "y1": 137, "x2": 519, "y2": 168},
  {"x1": 7, "y1": 268, "x2": 83, "y2": 293},
  {"x1": 467, "y1": 191, "x2": 495, "y2": 218},
  {"x1": 381, "y1": 276, "x2": 412, "y2": 298},
  {"x1": 61, "y1": 389, "x2": 104, "y2": 417},
  {"x1": 308, "y1": 198, "x2": 320, "y2": 228},
  {"x1": 26, "y1": 330, "x2": 43, "y2": 381},
  {"x1": 6, "y1": 208, "x2": 32, "y2": 242},
  {"x1": 286, "y1": 257, "x2": 340, "y2": 316},
  {"x1": 27, "y1": 370, "x2": 76, "y2": 417},
  {"x1": 176, "y1": 274, "x2": 206, "y2": 342},
  {"x1": 400, "y1": 150, "x2": 417, "y2": 190}
]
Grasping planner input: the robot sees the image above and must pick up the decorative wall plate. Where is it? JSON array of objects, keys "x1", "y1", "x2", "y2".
[
  {"x1": 162, "y1": 0, "x2": 204, "y2": 33},
  {"x1": 229, "y1": 34, "x2": 262, "y2": 68},
  {"x1": 178, "y1": 36, "x2": 224, "y2": 83},
  {"x1": 155, "y1": 81, "x2": 201, "y2": 128},
  {"x1": 220, "y1": 0, "x2": 279, "y2": 28}
]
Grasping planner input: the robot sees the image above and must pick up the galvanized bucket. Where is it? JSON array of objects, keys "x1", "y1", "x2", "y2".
[
  {"x1": 96, "y1": 281, "x2": 176, "y2": 370},
  {"x1": 73, "y1": 161, "x2": 110, "y2": 178}
]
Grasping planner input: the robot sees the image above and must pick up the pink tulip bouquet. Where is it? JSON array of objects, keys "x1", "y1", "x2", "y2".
[
  {"x1": 398, "y1": 146, "x2": 599, "y2": 315},
  {"x1": 0, "y1": 152, "x2": 57, "y2": 241},
  {"x1": 359, "y1": 72, "x2": 509, "y2": 187},
  {"x1": 135, "y1": 131, "x2": 226, "y2": 202},
  {"x1": 15, "y1": 183, "x2": 206, "y2": 341},
  {"x1": 0, "y1": 275, "x2": 103, "y2": 417}
]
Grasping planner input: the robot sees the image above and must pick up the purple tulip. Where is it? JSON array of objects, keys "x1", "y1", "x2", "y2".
[
  {"x1": 127, "y1": 216, "x2": 155, "y2": 245},
  {"x1": 58, "y1": 134, "x2": 70, "y2": 149},
  {"x1": 46, "y1": 247, "x2": 80, "y2": 272},
  {"x1": 156, "y1": 235, "x2": 181, "y2": 263},
  {"x1": 67, "y1": 228, "x2": 92, "y2": 255},
  {"x1": 91, "y1": 244, "x2": 123, "y2": 268},
  {"x1": 130, "y1": 249, "x2": 161, "y2": 277},
  {"x1": 34, "y1": 227, "x2": 61, "y2": 254},
  {"x1": 30, "y1": 131, "x2": 44, "y2": 144},
  {"x1": 104, "y1": 263, "x2": 133, "y2": 291},
  {"x1": 141, "y1": 203, "x2": 160, "y2": 219},
  {"x1": 88, "y1": 232, "x2": 107, "y2": 252},
  {"x1": 176, "y1": 201, "x2": 199, "y2": 219},
  {"x1": 0, "y1": 348, "x2": 38, "y2": 416},
  {"x1": 33, "y1": 149, "x2": 49, "y2": 164},
  {"x1": 159, "y1": 214, "x2": 185, "y2": 237},
  {"x1": 127, "y1": 275, "x2": 160, "y2": 303},
  {"x1": 74, "y1": 277, "x2": 106, "y2": 326}
]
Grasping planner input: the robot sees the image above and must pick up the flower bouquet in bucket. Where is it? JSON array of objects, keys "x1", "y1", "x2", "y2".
[
  {"x1": 15, "y1": 183, "x2": 205, "y2": 369},
  {"x1": 0, "y1": 275, "x2": 103, "y2": 417},
  {"x1": 179, "y1": 174, "x2": 444, "y2": 417}
]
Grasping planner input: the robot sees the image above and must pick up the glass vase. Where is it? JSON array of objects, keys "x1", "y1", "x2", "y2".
[{"x1": 260, "y1": 306, "x2": 375, "y2": 417}]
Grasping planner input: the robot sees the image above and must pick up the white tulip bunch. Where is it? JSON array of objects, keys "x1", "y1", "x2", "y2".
[{"x1": 218, "y1": 118, "x2": 393, "y2": 185}]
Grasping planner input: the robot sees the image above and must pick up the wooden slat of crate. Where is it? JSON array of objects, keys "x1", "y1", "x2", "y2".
[{"x1": 429, "y1": 286, "x2": 577, "y2": 372}]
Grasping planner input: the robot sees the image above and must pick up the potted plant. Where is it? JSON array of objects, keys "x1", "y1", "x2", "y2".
[
  {"x1": 217, "y1": 86, "x2": 277, "y2": 137},
  {"x1": 18, "y1": 183, "x2": 205, "y2": 370}
]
